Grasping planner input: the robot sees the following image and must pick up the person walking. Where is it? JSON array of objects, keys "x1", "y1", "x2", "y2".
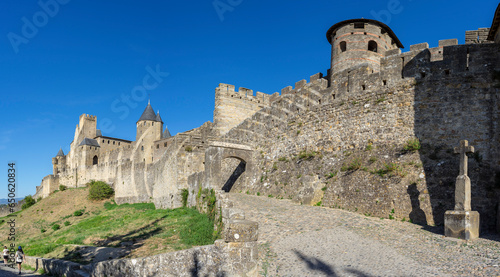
[
  {"x1": 14, "y1": 246, "x2": 25, "y2": 275},
  {"x1": 2, "y1": 246, "x2": 8, "y2": 266}
]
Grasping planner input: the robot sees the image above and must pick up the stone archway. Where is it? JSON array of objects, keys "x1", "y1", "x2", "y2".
[{"x1": 205, "y1": 142, "x2": 255, "y2": 192}]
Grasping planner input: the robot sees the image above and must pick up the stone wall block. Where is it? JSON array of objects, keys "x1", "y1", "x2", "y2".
[{"x1": 224, "y1": 219, "x2": 259, "y2": 242}]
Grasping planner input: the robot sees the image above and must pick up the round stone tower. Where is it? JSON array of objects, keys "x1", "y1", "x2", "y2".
[{"x1": 326, "y1": 19, "x2": 403, "y2": 77}]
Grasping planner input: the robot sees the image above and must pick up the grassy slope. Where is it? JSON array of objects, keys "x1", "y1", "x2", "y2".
[{"x1": 0, "y1": 187, "x2": 213, "y2": 262}]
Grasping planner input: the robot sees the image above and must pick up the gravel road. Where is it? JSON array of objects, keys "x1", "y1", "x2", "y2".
[{"x1": 228, "y1": 193, "x2": 500, "y2": 277}]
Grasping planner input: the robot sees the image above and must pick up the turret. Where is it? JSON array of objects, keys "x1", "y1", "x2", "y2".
[
  {"x1": 52, "y1": 148, "x2": 66, "y2": 175},
  {"x1": 326, "y1": 19, "x2": 403, "y2": 77},
  {"x1": 136, "y1": 101, "x2": 163, "y2": 141},
  {"x1": 136, "y1": 101, "x2": 164, "y2": 164}
]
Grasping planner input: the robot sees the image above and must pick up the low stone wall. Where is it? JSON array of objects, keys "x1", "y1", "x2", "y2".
[
  {"x1": 25, "y1": 256, "x2": 89, "y2": 277},
  {"x1": 92, "y1": 244, "x2": 226, "y2": 277}
]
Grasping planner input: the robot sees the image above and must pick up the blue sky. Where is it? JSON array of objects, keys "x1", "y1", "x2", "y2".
[{"x1": 0, "y1": 0, "x2": 498, "y2": 198}]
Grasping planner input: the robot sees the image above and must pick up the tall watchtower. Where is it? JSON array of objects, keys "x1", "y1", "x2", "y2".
[{"x1": 326, "y1": 19, "x2": 403, "y2": 77}]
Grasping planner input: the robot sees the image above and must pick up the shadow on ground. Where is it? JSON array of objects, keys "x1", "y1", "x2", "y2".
[{"x1": 293, "y1": 249, "x2": 371, "y2": 277}]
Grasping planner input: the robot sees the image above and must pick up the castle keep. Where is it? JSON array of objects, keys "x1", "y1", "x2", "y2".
[{"x1": 36, "y1": 5, "x2": 500, "y2": 232}]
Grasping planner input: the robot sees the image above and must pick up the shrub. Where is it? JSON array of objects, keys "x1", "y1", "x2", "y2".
[
  {"x1": 64, "y1": 221, "x2": 70, "y2": 226},
  {"x1": 181, "y1": 189, "x2": 189, "y2": 207},
  {"x1": 21, "y1": 195, "x2": 36, "y2": 210},
  {"x1": 40, "y1": 228, "x2": 46, "y2": 233},
  {"x1": 59, "y1": 185, "x2": 67, "y2": 191},
  {"x1": 37, "y1": 197, "x2": 42, "y2": 202},
  {"x1": 73, "y1": 209, "x2": 84, "y2": 216},
  {"x1": 278, "y1": 157, "x2": 288, "y2": 162},
  {"x1": 52, "y1": 224, "x2": 60, "y2": 231},
  {"x1": 403, "y1": 138, "x2": 421, "y2": 152},
  {"x1": 88, "y1": 180, "x2": 114, "y2": 200},
  {"x1": 185, "y1": 146, "x2": 193, "y2": 152}
]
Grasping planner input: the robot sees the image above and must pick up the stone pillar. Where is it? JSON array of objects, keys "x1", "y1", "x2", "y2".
[
  {"x1": 444, "y1": 140, "x2": 480, "y2": 240},
  {"x1": 216, "y1": 191, "x2": 259, "y2": 276}
]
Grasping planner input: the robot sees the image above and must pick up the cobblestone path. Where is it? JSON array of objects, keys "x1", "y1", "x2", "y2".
[{"x1": 228, "y1": 193, "x2": 500, "y2": 277}]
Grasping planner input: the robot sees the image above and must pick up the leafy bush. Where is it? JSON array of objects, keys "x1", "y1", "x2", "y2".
[
  {"x1": 37, "y1": 197, "x2": 42, "y2": 202},
  {"x1": 64, "y1": 221, "x2": 70, "y2": 226},
  {"x1": 403, "y1": 138, "x2": 421, "y2": 152},
  {"x1": 73, "y1": 209, "x2": 84, "y2": 216},
  {"x1": 40, "y1": 228, "x2": 46, "y2": 233},
  {"x1": 87, "y1": 180, "x2": 114, "y2": 200},
  {"x1": 21, "y1": 195, "x2": 36, "y2": 210},
  {"x1": 52, "y1": 224, "x2": 60, "y2": 231},
  {"x1": 181, "y1": 189, "x2": 189, "y2": 207},
  {"x1": 59, "y1": 185, "x2": 67, "y2": 191},
  {"x1": 185, "y1": 146, "x2": 193, "y2": 152}
]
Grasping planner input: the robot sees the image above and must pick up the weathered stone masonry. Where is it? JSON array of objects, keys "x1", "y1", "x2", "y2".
[{"x1": 36, "y1": 3, "x2": 500, "y2": 239}]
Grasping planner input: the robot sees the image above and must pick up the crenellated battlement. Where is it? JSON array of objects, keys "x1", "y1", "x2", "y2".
[
  {"x1": 79, "y1": 114, "x2": 96, "y2": 121},
  {"x1": 216, "y1": 83, "x2": 273, "y2": 105},
  {"x1": 279, "y1": 73, "x2": 329, "y2": 96},
  {"x1": 325, "y1": 39, "x2": 499, "y2": 102}
]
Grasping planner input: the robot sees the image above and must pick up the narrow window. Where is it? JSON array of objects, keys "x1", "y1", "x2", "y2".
[
  {"x1": 332, "y1": 94, "x2": 336, "y2": 100},
  {"x1": 444, "y1": 69, "x2": 450, "y2": 75},
  {"x1": 383, "y1": 80, "x2": 387, "y2": 86},
  {"x1": 92, "y1": 155, "x2": 98, "y2": 165},
  {"x1": 339, "y1": 41, "x2": 347, "y2": 52},
  {"x1": 156, "y1": 144, "x2": 159, "y2": 149},
  {"x1": 354, "y1": 22, "x2": 364, "y2": 29},
  {"x1": 368, "y1": 40, "x2": 378, "y2": 52},
  {"x1": 362, "y1": 85, "x2": 366, "y2": 90},
  {"x1": 113, "y1": 141, "x2": 115, "y2": 145},
  {"x1": 466, "y1": 48, "x2": 470, "y2": 71},
  {"x1": 141, "y1": 146, "x2": 144, "y2": 151},
  {"x1": 118, "y1": 142, "x2": 121, "y2": 146},
  {"x1": 108, "y1": 140, "x2": 110, "y2": 144},
  {"x1": 164, "y1": 142, "x2": 167, "y2": 147},
  {"x1": 420, "y1": 72, "x2": 426, "y2": 78}
]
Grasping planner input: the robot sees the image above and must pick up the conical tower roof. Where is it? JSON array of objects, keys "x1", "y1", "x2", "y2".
[
  {"x1": 162, "y1": 126, "x2": 171, "y2": 138},
  {"x1": 156, "y1": 110, "x2": 163, "y2": 123},
  {"x1": 56, "y1": 148, "x2": 64, "y2": 157},
  {"x1": 137, "y1": 100, "x2": 157, "y2": 122}
]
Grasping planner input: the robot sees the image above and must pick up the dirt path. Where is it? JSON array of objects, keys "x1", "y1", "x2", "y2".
[{"x1": 228, "y1": 193, "x2": 500, "y2": 277}]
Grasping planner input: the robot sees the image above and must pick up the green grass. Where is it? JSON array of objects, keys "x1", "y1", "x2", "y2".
[
  {"x1": 8, "y1": 202, "x2": 214, "y2": 259},
  {"x1": 403, "y1": 138, "x2": 421, "y2": 152}
]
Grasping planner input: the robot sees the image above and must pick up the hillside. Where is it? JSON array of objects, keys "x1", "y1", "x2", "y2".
[{"x1": 0, "y1": 187, "x2": 214, "y2": 264}]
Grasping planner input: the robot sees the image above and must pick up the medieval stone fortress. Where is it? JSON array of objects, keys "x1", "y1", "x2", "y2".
[{"x1": 29, "y1": 3, "x2": 500, "y2": 275}]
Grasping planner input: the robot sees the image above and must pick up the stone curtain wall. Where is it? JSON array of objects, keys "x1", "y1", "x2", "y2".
[{"x1": 215, "y1": 41, "x2": 500, "y2": 230}]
